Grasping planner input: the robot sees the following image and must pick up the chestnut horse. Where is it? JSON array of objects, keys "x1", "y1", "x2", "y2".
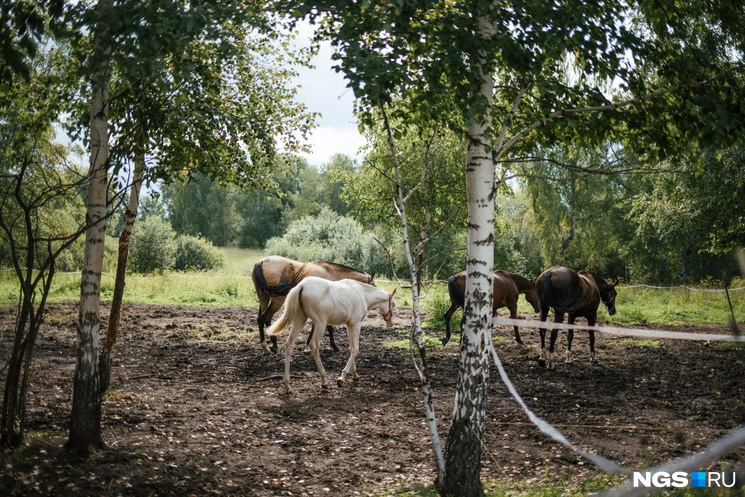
[
  {"x1": 536, "y1": 266, "x2": 618, "y2": 369},
  {"x1": 251, "y1": 255, "x2": 374, "y2": 353},
  {"x1": 442, "y1": 270, "x2": 540, "y2": 345},
  {"x1": 267, "y1": 277, "x2": 396, "y2": 394}
]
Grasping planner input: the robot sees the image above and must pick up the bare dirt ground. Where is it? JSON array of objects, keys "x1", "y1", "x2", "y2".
[{"x1": 1, "y1": 303, "x2": 744, "y2": 496}]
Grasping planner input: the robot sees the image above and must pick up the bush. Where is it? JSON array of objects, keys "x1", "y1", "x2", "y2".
[
  {"x1": 173, "y1": 235, "x2": 224, "y2": 271},
  {"x1": 265, "y1": 208, "x2": 388, "y2": 276},
  {"x1": 130, "y1": 217, "x2": 176, "y2": 273}
]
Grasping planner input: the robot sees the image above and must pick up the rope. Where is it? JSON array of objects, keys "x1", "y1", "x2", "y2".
[{"x1": 493, "y1": 317, "x2": 745, "y2": 342}]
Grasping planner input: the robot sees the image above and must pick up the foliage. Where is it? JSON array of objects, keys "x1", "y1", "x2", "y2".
[
  {"x1": 627, "y1": 142, "x2": 745, "y2": 283},
  {"x1": 342, "y1": 105, "x2": 468, "y2": 280},
  {"x1": 520, "y1": 144, "x2": 634, "y2": 279},
  {"x1": 173, "y1": 236, "x2": 224, "y2": 271},
  {"x1": 265, "y1": 207, "x2": 388, "y2": 276},
  {"x1": 129, "y1": 217, "x2": 176, "y2": 274},
  {"x1": 163, "y1": 173, "x2": 241, "y2": 247}
]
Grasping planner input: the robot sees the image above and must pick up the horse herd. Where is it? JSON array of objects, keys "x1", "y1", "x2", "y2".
[{"x1": 252, "y1": 255, "x2": 618, "y2": 393}]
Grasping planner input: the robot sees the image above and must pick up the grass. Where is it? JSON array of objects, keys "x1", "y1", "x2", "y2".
[
  {"x1": 1, "y1": 251, "x2": 743, "y2": 329},
  {"x1": 419, "y1": 282, "x2": 745, "y2": 330}
]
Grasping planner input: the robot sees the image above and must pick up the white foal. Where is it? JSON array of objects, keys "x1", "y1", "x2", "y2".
[{"x1": 266, "y1": 276, "x2": 396, "y2": 394}]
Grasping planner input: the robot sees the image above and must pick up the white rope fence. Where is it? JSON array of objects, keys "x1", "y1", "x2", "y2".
[
  {"x1": 488, "y1": 315, "x2": 744, "y2": 494},
  {"x1": 492, "y1": 316, "x2": 745, "y2": 342}
]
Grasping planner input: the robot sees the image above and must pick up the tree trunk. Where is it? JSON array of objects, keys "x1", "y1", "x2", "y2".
[
  {"x1": 100, "y1": 150, "x2": 145, "y2": 394},
  {"x1": 65, "y1": 0, "x2": 113, "y2": 455},
  {"x1": 380, "y1": 103, "x2": 446, "y2": 486},
  {"x1": 440, "y1": 21, "x2": 495, "y2": 495}
]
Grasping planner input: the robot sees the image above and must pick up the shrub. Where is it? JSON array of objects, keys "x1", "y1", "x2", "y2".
[
  {"x1": 173, "y1": 235, "x2": 224, "y2": 271},
  {"x1": 130, "y1": 217, "x2": 176, "y2": 273},
  {"x1": 265, "y1": 208, "x2": 388, "y2": 276}
]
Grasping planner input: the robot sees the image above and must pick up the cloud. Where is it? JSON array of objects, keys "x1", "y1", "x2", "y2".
[
  {"x1": 300, "y1": 125, "x2": 366, "y2": 167},
  {"x1": 291, "y1": 21, "x2": 364, "y2": 167}
]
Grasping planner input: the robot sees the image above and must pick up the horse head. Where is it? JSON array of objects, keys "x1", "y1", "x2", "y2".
[
  {"x1": 599, "y1": 277, "x2": 618, "y2": 316},
  {"x1": 525, "y1": 281, "x2": 541, "y2": 313},
  {"x1": 381, "y1": 287, "x2": 397, "y2": 327}
]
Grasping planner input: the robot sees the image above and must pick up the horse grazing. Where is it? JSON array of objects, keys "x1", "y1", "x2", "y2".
[
  {"x1": 267, "y1": 277, "x2": 396, "y2": 394},
  {"x1": 251, "y1": 255, "x2": 374, "y2": 354},
  {"x1": 442, "y1": 270, "x2": 540, "y2": 345},
  {"x1": 536, "y1": 266, "x2": 618, "y2": 369}
]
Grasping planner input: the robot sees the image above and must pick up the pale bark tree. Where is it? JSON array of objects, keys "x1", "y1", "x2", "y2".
[
  {"x1": 441, "y1": 21, "x2": 495, "y2": 493},
  {"x1": 65, "y1": 0, "x2": 113, "y2": 454}
]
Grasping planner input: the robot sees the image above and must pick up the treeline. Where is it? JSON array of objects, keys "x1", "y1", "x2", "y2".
[{"x1": 150, "y1": 140, "x2": 745, "y2": 286}]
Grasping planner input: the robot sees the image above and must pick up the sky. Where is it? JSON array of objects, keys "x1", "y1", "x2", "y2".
[{"x1": 291, "y1": 23, "x2": 366, "y2": 168}]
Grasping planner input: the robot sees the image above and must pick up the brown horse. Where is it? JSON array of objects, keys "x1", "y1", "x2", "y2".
[
  {"x1": 251, "y1": 255, "x2": 374, "y2": 353},
  {"x1": 442, "y1": 269, "x2": 540, "y2": 345},
  {"x1": 536, "y1": 266, "x2": 618, "y2": 369}
]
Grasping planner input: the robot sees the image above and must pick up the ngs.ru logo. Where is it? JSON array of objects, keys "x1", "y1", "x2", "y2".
[{"x1": 633, "y1": 471, "x2": 736, "y2": 488}]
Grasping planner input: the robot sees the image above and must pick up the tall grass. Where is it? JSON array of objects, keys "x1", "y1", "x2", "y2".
[
  {"x1": 2, "y1": 254, "x2": 743, "y2": 327},
  {"x1": 0, "y1": 248, "x2": 265, "y2": 308}
]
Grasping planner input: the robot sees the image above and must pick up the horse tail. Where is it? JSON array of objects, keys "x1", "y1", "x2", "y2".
[
  {"x1": 252, "y1": 259, "x2": 304, "y2": 298},
  {"x1": 448, "y1": 275, "x2": 465, "y2": 309},
  {"x1": 267, "y1": 285, "x2": 304, "y2": 336}
]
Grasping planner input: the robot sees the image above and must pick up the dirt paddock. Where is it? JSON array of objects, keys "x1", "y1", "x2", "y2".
[{"x1": 1, "y1": 303, "x2": 744, "y2": 496}]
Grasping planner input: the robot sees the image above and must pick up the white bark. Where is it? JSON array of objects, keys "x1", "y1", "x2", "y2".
[
  {"x1": 67, "y1": 0, "x2": 113, "y2": 453},
  {"x1": 442, "y1": 14, "x2": 496, "y2": 495}
]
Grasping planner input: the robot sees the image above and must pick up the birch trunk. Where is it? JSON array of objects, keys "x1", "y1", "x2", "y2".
[
  {"x1": 66, "y1": 0, "x2": 113, "y2": 454},
  {"x1": 441, "y1": 19, "x2": 495, "y2": 495},
  {"x1": 381, "y1": 105, "x2": 446, "y2": 485},
  {"x1": 100, "y1": 150, "x2": 145, "y2": 394}
]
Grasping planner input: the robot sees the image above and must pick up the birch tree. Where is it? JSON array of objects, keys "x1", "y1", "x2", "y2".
[
  {"x1": 65, "y1": 0, "x2": 113, "y2": 454},
  {"x1": 289, "y1": 0, "x2": 745, "y2": 492},
  {"x1": 97, "y1": 8, "x2": 314, "y2": 394}
]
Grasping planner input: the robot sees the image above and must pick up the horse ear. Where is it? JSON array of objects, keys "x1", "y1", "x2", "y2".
[
  {"x1": 612, "y1": 278, "x2": 619, "y2": 287},
  {"x1": 390, "y1": 287, "x2": 397, "y2": 297},
  {"x1": 370, "y1": 273, "x2": 376, "y2": 282}
]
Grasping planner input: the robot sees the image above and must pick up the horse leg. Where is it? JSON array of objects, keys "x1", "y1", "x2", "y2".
[
  {"x1": 442, "y1": 302, "x2": 458, "y2": 345},
  {"x1": 538, "y1": 307, "x2": 549, "y2": 361},
  {"x1": 307, "y1": 320, "x2": 329, "y2": 389},
  {"x1": 338, "y1": 323, "x2": 361, "y2": 386},
  {"x1": 588, "y1": 314, "x2": 597, "y2": 362},
  {"x1": 509, "y1": 304, "x2": 523, "y2": 344},
  {"x1": 548, "y1": 311, "x2": 564, "y2": 370},
  {"x1": 262, "y1": 298, "x2": 284, "y2": 354},
  {"x1": 281, "y1": 316, "x2": 306, "y2": 395},
  {"x1": 304, "y1": 325, "x2": 339, "y2": 353},
  {"x1": 257, "y1": 296, "x2": 271, "y2": 354},
  {"x1": 327, "y1": 325, "x2": 339, "y2": 352},
  {"x1": 565, "y1": 315, "x2": 575, "y2": 364}
]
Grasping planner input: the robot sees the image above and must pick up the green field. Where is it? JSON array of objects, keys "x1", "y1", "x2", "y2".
[{"x1": 1, "y1": 248, "x2": 743, "y2": 328}]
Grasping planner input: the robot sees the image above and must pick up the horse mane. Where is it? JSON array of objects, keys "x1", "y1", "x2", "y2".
[{"x1": 252, "y1": 260, "x2": 306, "y2": 297}]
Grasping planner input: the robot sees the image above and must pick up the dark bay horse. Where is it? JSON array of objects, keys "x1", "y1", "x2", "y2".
[
  {"x1": 442, "y1": 269, "x2": 540, "y2": 345},
  {"x1": 536, "y1": 266, "x2": 618, "y2": 369},
  {"x1": 251, "y1": 255, "x2": 374, "y2": 353}
]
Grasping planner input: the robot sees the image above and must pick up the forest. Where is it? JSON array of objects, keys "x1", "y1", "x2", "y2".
[{"x1": 2, "y1": 1, "x2": 745, "y2": 496}]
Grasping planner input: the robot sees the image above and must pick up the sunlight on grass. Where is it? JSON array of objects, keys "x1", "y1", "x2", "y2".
[{"x1": 2, "y1": 255, "x2": 743, "y2": 328}]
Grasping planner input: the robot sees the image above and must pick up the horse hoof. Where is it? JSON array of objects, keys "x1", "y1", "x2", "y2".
[
  {"x1": 537, "y1": 359, "x2": 546, "y2": 368},
  {"x1": 441, "y1": 337, "x2": 449, "y2": 346},
  {"x1": 336, "y1": 378, "x2": 344, "y2": 387},
  {"x1": 261, "y1": 343, "x2": 271, "y2": 354}
]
